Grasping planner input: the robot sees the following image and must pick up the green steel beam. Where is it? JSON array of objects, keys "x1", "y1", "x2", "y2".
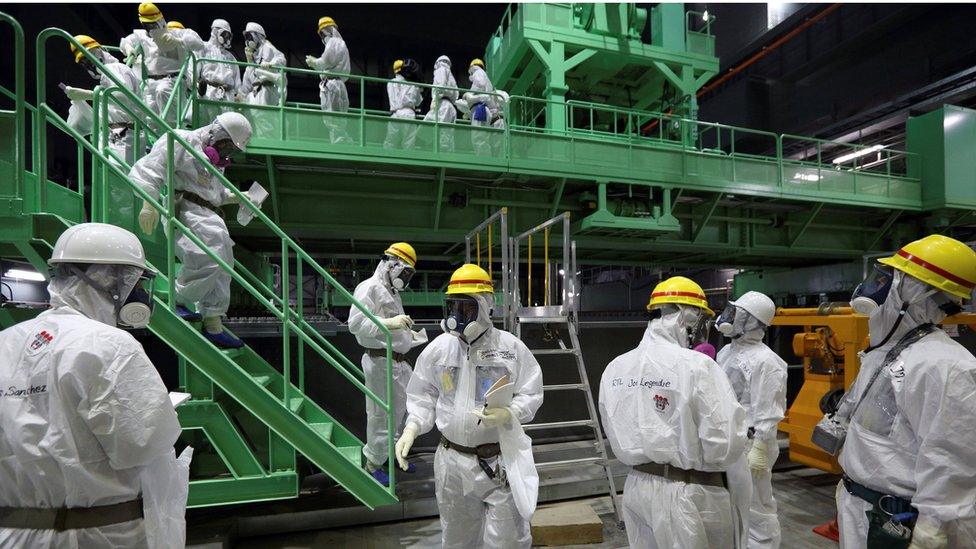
[
  {"x1": 265, "y1": 155, "x2": 281, "y2": 223},
  {"x1": 177, "y1": 400, "x2": 265, "y2": 477},
  {"x1": 691, "y1": 192, "x2": 722, "y2": 243},
  {"x1": 550, "y1": 178, "x2": 566, "y2": 217},
  {"x1": 188, "y1": 473, "x2": 299, "y2": 508},
  {"x1": 433, "y1": 168, "x2": 445, "y2": 230},
  {"x1": 866, "y1": 209, "x2": 902, "y2": 251},
  {"x1": 789, "y1": 202, "x2": 824, "y2": 248}
]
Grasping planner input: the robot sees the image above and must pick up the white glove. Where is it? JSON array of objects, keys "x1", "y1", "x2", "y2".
[
  {"x1": 63, "y1": 86, "x2": 94, "y2": 102},
  {"x1": 473, "y1": 407, "x2": 512, "y2": 428},
  {"x1": 909, "y1": 516, "x2": 948, "y2": 549},
  {"x1": 305, "y1": 55, "x2": 318, "y2": 68},
  {"x1": 139, "y1": 201, "x2": 160, "y2": 235},
  {"x1": 747, "y1": 439, "x2": 770, "y2": 473},
  {"x1": 395, "y1": 423, "x2": 419, "y2": 471},
  {"x1": 244, "y1": 47, "x2": 254, "y2": 63},
  {"x1": 380, "y1": 314, "x2": 413, "y2": 330},
  {"x1": 260, "y1": 61, "x2": 273, "y2": 69}
]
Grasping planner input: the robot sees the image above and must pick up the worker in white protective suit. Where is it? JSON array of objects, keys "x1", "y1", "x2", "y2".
[
  {"x1": 305, "y1": 16, "x2": 352, "y2": 145},
  {"x1": 64, "y1": 35, "x2": 142, "y2": 168},
  {"x1": 827, "y1": 234, "x2": 976, "y2": 549},
  {"x1": 395, "y1": 264, "x2": 543, "y2": 548},
  {"x1": 128, "y1": 112, "x2": 262, "y2": 350},
  {"x1": 0, "y1": 223, "x2": 189, "y2": 548},
  {"x1": 199, "y1": 19, "x2": 241, "y2": 106},
  {"x1": 348, "y1": 243, "x2": 427, "y2": 486},
  {"x1": 424, "y1": 55, "x2": 459, "y2": 152},
  {"x1": 240, "y1": 22, "x2": 286, "y2": 139},
  {"x1": 600, "y1": 275, "x2": 749, "y2": 549},
  {"x1": 716, "y1": 291, "x2": 787, "y2": 549},
  {"x1": 121, "y1": 3, "x2": 204, "y2": 126},
  {"x1": 383, "y1": 59, "x2": 423, "y2": 150},
  {"x1": 465, "y1": 59, "x2": 507, "y2": 157}
]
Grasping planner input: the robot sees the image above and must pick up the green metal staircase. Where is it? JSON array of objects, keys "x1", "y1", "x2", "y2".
[{"x1": 0, "y1": 19, "x2": 399, "y2": 509}]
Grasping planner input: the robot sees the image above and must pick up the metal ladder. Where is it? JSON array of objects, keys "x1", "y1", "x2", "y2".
[
  {"x1": 464, "y1": 210, "x2": 618, "y2": 515},
  {"x1": 516, "y1": 307, "x2": 618, "y2": 515}
]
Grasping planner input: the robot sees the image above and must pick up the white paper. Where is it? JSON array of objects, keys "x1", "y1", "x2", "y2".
[
  {"x1": 499, "y1": 417, "x2": 538, "y2": 520},
  {"x1": 410, "y1": 328, "x2": 429, "y2": 347},
  {"x1": 485, "y1": 380, "x2": 514, "y2": 409},
  {"x1": 169, "y1": 392, "x2": 192, "y2": 408},
  {"x1": 237, "y1": 182, "x2": 269, "y2": 226}
]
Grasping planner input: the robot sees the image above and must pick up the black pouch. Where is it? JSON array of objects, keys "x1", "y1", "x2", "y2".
[{"x1": 865, "y1": 505, "x2": 912, "y2": 549}]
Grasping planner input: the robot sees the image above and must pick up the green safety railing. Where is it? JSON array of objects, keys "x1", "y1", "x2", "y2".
[
  {"x1": 0, "y1": 13, "x2": 25, "y2": 202},
  {"x1": 33, "y1": 29, "x2": 402, "y2": 494}
]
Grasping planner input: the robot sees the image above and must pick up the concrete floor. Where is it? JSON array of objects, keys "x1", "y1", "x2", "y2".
[{"x1": 232, "y1": 465, "x2": 840, "y2": 548}]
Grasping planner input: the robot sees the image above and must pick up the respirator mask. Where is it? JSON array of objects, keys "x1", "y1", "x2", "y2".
[
  {"x1": 442, "y1": 294, "x2": 491, "y2": 343},
  {"x1": 850, "y1": 264, "x2": 895, "y2": 315},
  {"x1": 244, "y1": 31, "x2": 261, "y2": 50},
  {"x1": 216, "y1": 30, "x2": 232, "y2": 48},
  {"x1": 386, "y1": 256, "x2": 415, "y2": 291},
  {"x1": 70, "y1": 264, "x2": 156, "y2": 329}
]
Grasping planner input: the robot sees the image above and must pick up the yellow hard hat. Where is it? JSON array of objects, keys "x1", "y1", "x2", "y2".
[
  {"x1": 393, "y1": 59, "x2": 404, "y2": 74},
  {"x1": 138, "y1": 2, "x2": 163, "y2": 23},
  {"x1": 647, "y1": 276, "x2": 715, "y2": 316},
  {"x1": 317, "y1": 16, "x2": 337, "y2": 33},
  {"x1": 70, "y1": 35, "x2": 100, "y2": 63},
  {"x1": 470, "y1": 58, "x2": 485, "y2": 69},
  {"x1": 166, "y1": 21, "x2": 184, "y2": 29},
  {"x1": 877, "y1": 234, "x2": 976, "y2": 300},
  {"x1": 446, "y1": 264, "x2": 493, "y2": 295},
  {"x1": 384, "y1": 242, "x2": 417, "y2": 268}
]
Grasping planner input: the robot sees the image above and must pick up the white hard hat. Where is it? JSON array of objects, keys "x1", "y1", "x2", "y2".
[
  {"x1": 212, "y1": 18, "x2": 231, "y2": 33},
  {"x1": 245, "y1": 22, "x2": 266, "y2": 37},
  {"x1": 48, "y1": 223, "x2": 149, "y2": 270},
  {"x1": 729, "y1": 291, "x2": 776, "y2": 326},
  {"x1": 216, "y1": 112, "x2": 252, "y2": 151}
]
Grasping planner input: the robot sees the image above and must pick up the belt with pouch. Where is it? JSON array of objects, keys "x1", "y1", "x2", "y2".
[
  {"x1": 177, "y1": 191, "x2": 222, "y2": 217},
  {"x1": 365, "y1": 348, "x2": 407, "y2": 362},
  {"x1": 843, "y1": 475, "x2": 917, "y2": 515},
  {"x1": 148, "y1": 72, "x2": 179, "y2": 80},
  {"x1": 0, "y1": 498, "x2": 143, "y2": 532},
  {"x1": 632, "y1": 461, "x2": 726, "y2": 489},
  {"x1": 440, "y1": 436, "x2": 501, "y2": 459}
]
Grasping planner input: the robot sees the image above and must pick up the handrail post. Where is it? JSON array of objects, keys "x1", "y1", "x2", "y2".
[
  {"x1": 0, "y1": 13, "x2": 25, "y2": 202},
  {"x1": 166, "y1": 134, "x2": 176, "y2": 309},
  {"x1": 282, "y1": 241, "x2": 291, "y2": 407},
  {"x1": 297, "y1": 256, "x2": 305, "y2": 393}
]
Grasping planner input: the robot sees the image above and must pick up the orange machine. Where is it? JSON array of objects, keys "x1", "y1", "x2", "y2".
[{"x1": 774, "y1": 306, "x2": 976, "y2": 473}]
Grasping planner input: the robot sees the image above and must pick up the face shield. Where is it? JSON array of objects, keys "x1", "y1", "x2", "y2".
[
  {"x1": 385, "y1": 255, "x2": 415, "y2": 290},
  {"x1": 685, "y1": 306, "x2": 710, "y2": 348},
  {"x1": 79, "y1": 55, "x2": 100, "y2": 80},
  {"x1": 851, "y1": 264, "x2": 895, "y2": 315},
  {"x1": 142, "y1": 19, "x2": 165, "y2": 33}
]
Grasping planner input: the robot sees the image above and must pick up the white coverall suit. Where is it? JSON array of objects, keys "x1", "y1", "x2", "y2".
[
  {"x1": 0, "y1": 276, "x2": 182, "y2": 547},
  {"x1": 384, "y1": 74, "x2": 422, "y2": 150},
  {"x1": 307, "y1": 28, "x2": 352, "y2": 144},
  {"x1": 348, "y1": 261, "x2": 418, "y2": 467},
  {"x1": 424, "y1": 58, "x2": 459, "y2": 152},
  {"x1": 199, "y1": 35, "x2": 241, "y2": 104},
  {"x1": 121, "y1": 27, "x2": 203, "y2": 126},
  {"x1": 240, "y1": 36, "x2": 286, "y2": 140},
  {"x1": 128, "y1": 122, "x2": 237, "y2": 318},
  {"x1": 468, "y1": 65, "x2": 505, "y2": 157},
  {"x1": 599, "y1": 314, "x2": 749, "y2": 549},
  {"x1": 836, "y1": 273, "x2": 976, "y2": 548},
  {"x1": 406, "y1": 328, "x2": 543, "y2": 548},
  {"x1": 717, "y1": 331, "x2": 788, "y2": 548}
]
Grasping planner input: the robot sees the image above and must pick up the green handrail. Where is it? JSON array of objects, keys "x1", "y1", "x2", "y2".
[
  {"x1": 0, "y1": 12, "x2": 25, "y2": 201},
  {"x1": 36, "y1": 28, "x2": 400, "y2": 492}
]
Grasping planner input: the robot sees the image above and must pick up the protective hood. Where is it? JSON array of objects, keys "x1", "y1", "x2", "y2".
[
  {"x1": 372, "y1": 259, "x2": 394, "y2": 290},
  {"x1": 435, "y1": 55, "x2": 451, "y2": 70},
  {"x1": 645, "y1": 304, "x2": 703, "y2": 349},
  {"x1": 48, "y1": 264, "x2": 142, "y2": 326},
  {"x1": 867, "y1": 270, "x2": 949, "y2": 348},
  {"x1": 442, "y1": 292, "x2": 493, "y2": 345}
]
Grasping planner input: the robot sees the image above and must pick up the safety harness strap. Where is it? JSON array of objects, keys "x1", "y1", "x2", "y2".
[{"x1": 0, "y1": 498, "x2": 143, "y2": 532}]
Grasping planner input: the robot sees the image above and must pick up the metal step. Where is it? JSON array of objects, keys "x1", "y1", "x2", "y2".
[
  {"x1": 309, "y1": 422, "x2": 334, "y2": 441},
  {"x1": 289, "y1": 397, "x2": 304, "y2": 413},
  {"x1": 222, "y1": 348, "x2": 246, "y2": 360},
  {"x1": 535, "y1": 456, "x2": 605, "y2": 470},
  {"x1": 543, "y1": 383, "x2": 586, "y2": 391},
  {"x1": 517, "y1": 316, "x2": 569, "y2": 324},
  {"x1": 336, "y1": 445, "x2": 362, "y2": 466},
  {"x1": 252, "y1": 375, "x2": 273, "y2": 388},
  {"x1": 524, "y1": 419, "x2": 593, "y2": 431},
  {"x1": 530, "y1": 348, "x2": 577, "y2": 356}
]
